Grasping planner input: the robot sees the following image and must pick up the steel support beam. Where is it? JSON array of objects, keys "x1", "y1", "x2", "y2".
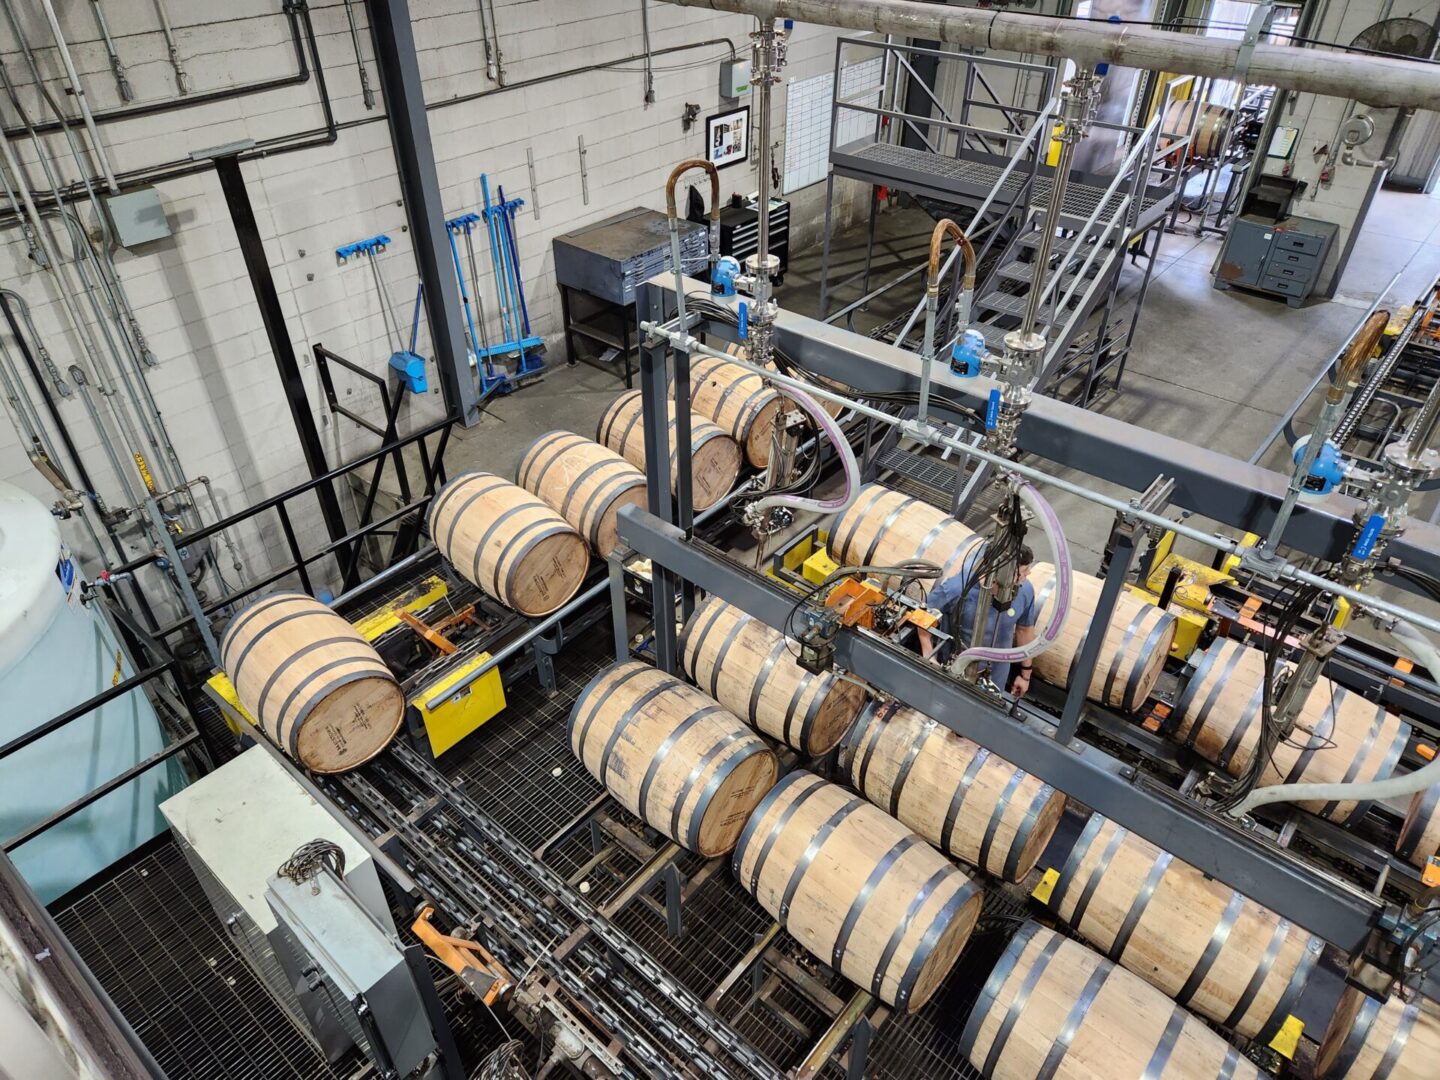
[
  {"x1": 366, "y1": 0, "x2": 479, "y2": 426},
  {"x1": 617, "y1": 505, "x2": 1385, "y2": 955}
]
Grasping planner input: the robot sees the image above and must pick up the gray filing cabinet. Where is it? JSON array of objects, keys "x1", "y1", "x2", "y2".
[{"x1": 1214, "y1": 214, "x2": 1339, "y2": 307}]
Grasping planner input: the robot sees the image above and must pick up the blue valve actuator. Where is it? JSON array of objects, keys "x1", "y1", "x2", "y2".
[
  {"x1": 712, "y1": 255, "x2": 741, "y2": 297},
  {"x1": 1293, "y1": 436, "x2": 1345, "y2": 496},
  {"x1": 783, "y1": 18, "x2": 794, "y2": 29},
  {"x1": 738, "y1": 301, "x2": 749, "y2": 339},
  {"x1": 984, "y1": 389, "x2": 1001, "y2": 431},
  {"x1": 950, "y1": 328, "x2": 986, "y2": 377},
  {"x1": 1352, "y1": 514, "x2": 1385, "y2": 560}
]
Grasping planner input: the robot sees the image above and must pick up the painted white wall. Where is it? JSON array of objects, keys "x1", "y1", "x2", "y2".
[{"x1": 0, "y1": 1, "x2": 862, "y2": 602}]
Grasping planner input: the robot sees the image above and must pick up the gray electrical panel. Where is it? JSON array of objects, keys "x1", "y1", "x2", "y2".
[{"x1": 1214, "y1": 214, "x2": 1339, "y2": 307}]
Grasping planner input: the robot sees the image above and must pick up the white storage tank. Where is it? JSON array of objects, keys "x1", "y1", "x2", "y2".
[{"x1": 0, "y1": 480, "x2": 183, "y2": 903}]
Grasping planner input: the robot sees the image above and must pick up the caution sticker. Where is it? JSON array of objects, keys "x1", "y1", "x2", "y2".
[
  {"x1": 1031, "y1": 867, "x2": 1060, "y2": 905},
  {"x1": 1269, "y1": 1015, "x2": 1304, "y2": 1059}
]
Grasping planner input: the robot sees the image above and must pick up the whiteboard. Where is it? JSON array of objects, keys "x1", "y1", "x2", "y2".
[{"x1": 782, "y1": 58, "x2": 883, "y2": 195}]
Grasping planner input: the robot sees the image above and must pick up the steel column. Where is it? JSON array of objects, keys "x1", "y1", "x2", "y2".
[
  {"x1": 365, "y1": 0, "x2": 479, "y2": 425},
  {"x1": 638, "y1": 285, "x2": 680, "y2": 672}
]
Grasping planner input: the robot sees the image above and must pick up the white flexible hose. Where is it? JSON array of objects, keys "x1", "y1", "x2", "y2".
[
  {"x1": 748, "y1": 383, "x2": 860, "y2": 518},
  {"x1": 1231, "y1": 617, "x2": 1440, "y2": 817},
  {"x1": 951, "y1": 481, "x2": 1072, "y2": 677}
]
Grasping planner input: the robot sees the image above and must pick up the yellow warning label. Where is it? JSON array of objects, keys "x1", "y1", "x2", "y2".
[
  {"x1": 1031, "y1": 867, "x2": 1060, "y2": 905},
  {"x1": 1269, "y1": 1015, "x2": 1303, "y2": 1059}
]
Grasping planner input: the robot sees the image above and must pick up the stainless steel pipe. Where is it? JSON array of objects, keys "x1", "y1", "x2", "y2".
[{"x1": 660, "y1": 0, "x2": 1440, "y2": 109}]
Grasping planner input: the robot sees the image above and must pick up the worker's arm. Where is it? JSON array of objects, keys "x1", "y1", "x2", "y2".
[{"x1": 1010, "y1": 587, "x2": 1040, "y2": 697}]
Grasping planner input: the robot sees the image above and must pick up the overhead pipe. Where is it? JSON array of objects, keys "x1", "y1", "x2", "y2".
[
  {"x1": 659, "y1": 0, "x2": 1440, "y2": 110},
  {"x1": 32, "y1": 0, "x2": 120, "y2": 191}
]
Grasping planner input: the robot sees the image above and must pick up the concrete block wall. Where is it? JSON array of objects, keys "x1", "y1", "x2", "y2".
[{"x1": 0, "y1": 0, "x2": 864, "y2": 606}]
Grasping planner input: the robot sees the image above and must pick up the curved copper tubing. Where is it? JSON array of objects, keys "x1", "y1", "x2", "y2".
[
  {"x1": 927, "y1": 218, "x2": 976, "y2": 297},
  {"x1": 666, "y1": 158, "x2": 721, "y2": 221},
  {"x1": 1329, "y1": 309, "x2": 1389, "y2": 403}
]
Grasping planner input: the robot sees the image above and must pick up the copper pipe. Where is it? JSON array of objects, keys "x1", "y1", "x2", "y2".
[
  {"x1": 666, "y1": 158, "x2": 720, "y2": 221},
  {"x1": 927, "y1": 218, "x2": 975, "y2": 296},
  {"x1": 1329, "y1": 309, "x2": 1388, "y2": 404}
]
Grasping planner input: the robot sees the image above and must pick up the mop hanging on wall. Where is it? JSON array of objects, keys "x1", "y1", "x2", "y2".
[
  {"x1": 334, "y1": 233, "x2": 428, "y2": 394},
  {"x1": 445, "y1": 212, "x2": 510, "y2": 398}
]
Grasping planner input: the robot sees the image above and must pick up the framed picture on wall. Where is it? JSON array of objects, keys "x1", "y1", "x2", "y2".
[{"x1": 706, "y1": 106, "x2": 750, "y2": 170}]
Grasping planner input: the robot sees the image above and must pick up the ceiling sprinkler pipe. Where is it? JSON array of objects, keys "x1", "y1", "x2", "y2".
[{"x1": 658, "y1": 0, "x2": 1440, "y2": 110}]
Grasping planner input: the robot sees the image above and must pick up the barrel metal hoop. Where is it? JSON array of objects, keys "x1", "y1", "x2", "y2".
[
  {"x1": 681, "y1": 731, "x2": 764, "y2": 851},
  {"x1": 1070, "y1": 822, "x2": 1128, "y2": 931},
  {"x1": 1066, "y1": 622, "x2": 1093, "y2": 691},
  {"x1": 252, "y1": 635, "x2": 363, "y2": 737},
  {"x1": 463, "y1": 497, "x2": 527, "y2": 590},
  {"x1": 1329, "y1": 993, "x2": 1382, "y2": 1079},
  {"x1": 492, "y1": 518, "x2": 564, "y2": 600},
  {"x1": 738, "y1": 773, "x2": 823, "y2": 890},
  {"x1": 283, "y1": 663, "x2": 394, "y2": 759},
  {"x1": 960, "y1": 920, "x2": 1042, "y2": 1059},
  {"x1": 701, "y1": 362, "x2": 752, "y2": 430},
  {"x1": 889, "y1": 718, "x2": 937, "y2": 817},
  {"x1": 1050, "y1": 812, "x2": 1106, "y2": 915},
  {"x1": 613, "y1": 390, "x2": 647, "y2": 456},
  {"x1": 1003, "y1": 781, "x2": 1053, "y2": 882},
  {"x1": 598, "y1": 681, "x2": 673, "y2": 787},
  {"x1": 832, "y1": 834, "x2": 922, "y2": 969},
  {"x1": 863, "y1": 496, "x2": 918, "y2": 567},
  {"x1": 1142, "y1": 1004, "x2": 1188, "y2": 1080},
  {"x1": 572, "y1": 665, "x2": 653, "y2": 767},
  {"x1": 1280, "y1": 692, "x2": 1340, "y2": 785},
  {"x1": 1347, "y1": 720, "x2": 1410, "y2": 825},
  {"x1": 595, "y1": 389, "x2": 637, "y2": 445},
  {"x1": 940, "y1": 746, "x2": 992, "y2": 856},
  {"x1": 777, "y1": 800, "x2": 854, "y2": 923},
  {"x1": 1221, "y1": 915, "x2": 1291, "y2": 1031},
  {"x1": 426, "y1": 469, "x2": 488, "y2": 539},
  {"x1": 556, "y1": 456, "x2": 616, "y2": 520},
  {"x1": 1217, "y1": 680, "x2": 1265, "y2": 774},
  {"x1": 895, "y1": 877, "x2": 977, "y2": 1012},
  {"x1": 1101, "y1": 605, "x2": 1150, "y2": 707},
  {"x1": 678, "y1": 597, "x2": 727, "y2": 682},
  {"x1": 571, "y1": 467, "x2": 638, "y2": 548},
  {"x1": 218, "y1": 591, "x2": 307, "y2": 668},
  {"x1": 1190, "y1": 639, "x2": 1247, "y2": 747},
  {"x1": 979, "y1": 767, "x2": 1026, "y2": 877},
  {"x1": 830, "y1": 486, "x2": 886, "y2": 565},
  {"x1": 914, "y1": 517, "x2": 954, "y2": 563},
  {"x1": 1122, "y1": 612, "x2": 1175, "y2": 710},
  {"x1": 708, "y1": 609, "x2": 752, "y2": 700},
  {"x1": 1216, "y1": 1045, "x2": 1240, "y2": 1080},
  {"x1": 870, "y1": 859, "x2": 951, "y2": 999},
  {"x1": 499, "y1": 526, "x2": 580, "y2": 614},
  {"x1": 730, "y1": 385, "x2": 774, "y2": 454},
  {"x1": 225, "y1": 605, "x2": 334, "y2": 687},
  {"x1": 1320, "y1": 698, "x2": 1386, "y2": 820},
  {"x1": 1375, "y1": 1000, "x2": 1420, "y2": 1080},
  {"x1": 1254, "y1": 933, "x2": 1323, "y2": 1046},
  {"x1": 1174, "y1": 639, "x2": 1228, "y2": 740},
  {"x1": 982, "y1": 930, "x2": 1066, "y2": 1077},
  {"x1": 1175, "y1": 889, "x2": 1246, "y2": 1006},
  {"x1": 1035, "y1": 957, "x2": 1110, "y2": 1080},
  {"x1": 749, "y1": 635, "x2": 791, "y2": 732},
  {"x1": 787, "y1": 669, "x2": 823, "y2": 753},
  {"x1": 515, "y1": 430, "x2": 567, "y2": 492},
  {"x1": 1109, "y1": 851, "x2": 1173, "y2": 962},
  {"x1": 1397, "y1": 779, "x2": 1440, "y2": 859},
  {"x1": 637, "y1": 705, "x2": 722, "y2": 822},
  {"x1": 853, "y1": 700, "x2": 896, "y2": 795}
]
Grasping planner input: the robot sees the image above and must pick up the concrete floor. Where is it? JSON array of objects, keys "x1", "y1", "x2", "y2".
[{"x1": 439, "y1": 186, "x2": 1440, "y2": 575}]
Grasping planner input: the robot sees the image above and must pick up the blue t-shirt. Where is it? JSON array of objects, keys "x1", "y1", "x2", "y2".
[{"x1": 927, "y1": 544, "x2": 1039, "y2": 684}]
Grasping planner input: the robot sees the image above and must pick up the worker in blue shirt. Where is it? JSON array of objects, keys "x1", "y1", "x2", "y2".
[{"x1": 924, "y1": 543, "x2": 1039, "y2": 697}]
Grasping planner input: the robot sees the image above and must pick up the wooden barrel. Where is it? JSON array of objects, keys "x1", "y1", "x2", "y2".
[
  {"x1": 828, "y1": 483, "x2": 982, "y2": 590},
  {"x1": 690, "y1": 354, "x2": 782, "y2": 467},
  {"x1": 220, "y1": 592, "x2": 404, "y2": 773},
  {"x1": 1029, "y1": 563, "x2": 1177, "y2": 713},
  {"x1": 734, "y1": 771, "x2": 981, "y2": 1012},
  {"x1": 1318, "y1": 986, "x2": 1440, "y2": 1080},
  {"x1": 724, "y1": 340, "x2": 845, "y2": 419},
  {"x1": 1048, "y1": 814, "x2": 1323, "y2": 1040},
  {"x1": 569, "y1": 661, "x2": 777, "y2": 857},
  {"x1": 680, "y1": 595, "x2": 865, "y2": 755},
  {"x1": 961, "y1": 922, "x2": 1262, "y2": 1080},
  {"x1": 515, "y1": 431, "x2": 646, "y2": 557},
  {"x1": 595, "y1": 390, "x2": 742, "y2": 511},
  {"x1": 1396, "y1": 784, "x2": 1440, "y2": 869},
  {"x1": 1176, "y1": 639, "x2": 1410, "y2": 823},
  {"x1": 840, "y1": 700, "x2": 1065, "y2": 882},
  {"x1": 1161, "y1": 99, "x2": 1233, "y2": 161},
  {"x1": 428, "y1": 472, "x2": 589, "y2": 617}
]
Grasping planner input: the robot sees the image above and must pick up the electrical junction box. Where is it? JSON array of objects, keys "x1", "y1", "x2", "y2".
[
  {"x1": 103, "y1": 186, "x2": 172, "y2": 247},
  {"x1": 721, "y1": 58, "x2": 751, "y2": 99}
]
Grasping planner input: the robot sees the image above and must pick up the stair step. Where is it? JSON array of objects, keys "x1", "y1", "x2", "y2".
[
  {"x1": 998, "y1": 260, "x2": 1082, "y2": 288},
  {"x1": 977, "y1": 292, "x2": 1030, "y2": 318}
]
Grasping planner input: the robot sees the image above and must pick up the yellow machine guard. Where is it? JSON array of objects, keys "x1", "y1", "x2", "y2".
[{"x1": 412, "y1": 651, "x2": 506, "y2": 758}]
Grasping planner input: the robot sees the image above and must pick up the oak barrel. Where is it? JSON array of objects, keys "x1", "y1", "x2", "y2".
[
  {"x1": 962, "y1": 922, "x2": 1262, "y2": 1080},
  {"x1": 595, "y1": 389, "x2": 742, "y2": 511},
  {"x1": 1161, "y1": 99, "x2": 1233, "y2": 161},
  {"x1": 1029, "y1": 563, "x2": 1177, "y2": 713},
  {"x1": 1396, "y1": 784, "x2": 1440, "y2": 869},
  {"x1": 428, "y1": 472, "x2": 588, "y2": 617},
  {"x1": 569, "y1": 661, "x2": 777, "y2": 857},
  {"x1": 220, "y1": 592, "x2": 404, "y2": 773},
  {"x1": 690, "y1": 354, "x2": 782, "y2": 467},
  {"x1": 724, "y1": 340, "x2": 845, "y2": 418},
  {"x1": 734, "y1": 771, "x2": 981, "y2": 1012},
  {"x1": 840, "y1": 700, "x2": 1065, "y2": 882},
  {"x1": 516, "y1": 431, "x2": 646, "y2": 557},
  {"x1": 680, "y1": 595, "x2": 865, "y2": 755},
  {"x1": 1175, "y1": 638, "x2": 1410, "y2": 823},
  {"x1": 1318, "y1": 986, "x2": 1440, "y2": 1080},
  {"x1": 828, "y1": 483, "x2": 983, "y2": 590},
  {"x1": 1049, "y1": 814, "x2": 1323, "y2": 1039}
]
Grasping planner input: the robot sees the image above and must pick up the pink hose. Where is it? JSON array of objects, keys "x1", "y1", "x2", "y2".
[{"x1": 749, "y1": 384, "x2": 859, "y2": 517}]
